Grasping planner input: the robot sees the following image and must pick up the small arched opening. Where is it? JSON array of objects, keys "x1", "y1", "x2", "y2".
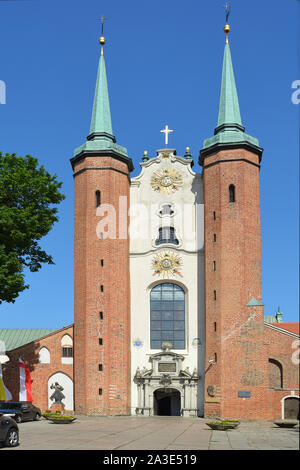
[
  {"x1": 153, "y1": 388, "x2": 181, "y2": 416},
  {"x1": 269, "y1": 358, "x2": 283, "y2": 389},
  {"x1": 283, "y1": 396, "x2": 299, "y2": 420}
]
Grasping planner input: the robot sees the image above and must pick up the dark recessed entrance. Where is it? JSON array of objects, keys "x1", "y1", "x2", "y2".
[
  {"x1": 284, "y1": 397, "x2": 299, "y2": 420},
  {"x1": 154, "y1": 388, "x2": 181, "y2": 416}
]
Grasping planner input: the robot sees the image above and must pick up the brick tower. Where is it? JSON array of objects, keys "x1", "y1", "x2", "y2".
[
  {"x1": 70, "y1": 33, "x2": 133, "y2": 414},
  {"x1": 199, "y1": 24, "x2": 269, "y2": 419}
]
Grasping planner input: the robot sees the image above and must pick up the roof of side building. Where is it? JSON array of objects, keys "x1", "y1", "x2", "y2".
[
  {"x1": 268, "y1": 323, "x2": 300, "y2": 335},
  {"x1": 0, "y1": 327, "x2": 73, "y2": 352}
]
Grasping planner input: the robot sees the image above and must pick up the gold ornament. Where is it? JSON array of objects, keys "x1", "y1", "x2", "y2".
[
  {"x1": 152, "y1": 251, "x2": 183, "y2": 279},
  {"x1": 151, "y1": 168, "x2": 183, "y2": 194},
  {"x1": 161, "y1": 152, "x2": 170, "y2": 159}
]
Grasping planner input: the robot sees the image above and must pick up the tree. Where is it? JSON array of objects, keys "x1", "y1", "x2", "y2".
[{"x1": 0, "y1": 152, "x2": 65, "y2": 304}]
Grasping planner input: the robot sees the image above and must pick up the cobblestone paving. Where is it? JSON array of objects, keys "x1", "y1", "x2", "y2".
[{"x1": 2, "y1": 416, "x2": 299, "y2": 451}]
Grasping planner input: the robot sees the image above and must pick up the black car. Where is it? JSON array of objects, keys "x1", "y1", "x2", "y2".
[
  {"x1": 0, "y1": 414, "x2": 19, "y2": 447},
  {"x1": 0, "y1": 402, "x2": 41, "y2": 423}
]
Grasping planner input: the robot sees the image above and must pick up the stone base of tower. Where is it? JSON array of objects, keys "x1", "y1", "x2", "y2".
[{"x1": 75, "y1": 407, "x2": 131, "y2": 416}]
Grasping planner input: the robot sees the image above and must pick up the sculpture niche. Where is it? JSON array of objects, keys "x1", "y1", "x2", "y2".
[{"x1": 50, "y1": 382, "x2": 66, "y2": 412}]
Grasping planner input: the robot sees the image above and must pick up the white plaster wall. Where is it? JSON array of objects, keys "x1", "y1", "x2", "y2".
[{"x1": 129, "y1": 150, "x2": 205, "y2": 415}]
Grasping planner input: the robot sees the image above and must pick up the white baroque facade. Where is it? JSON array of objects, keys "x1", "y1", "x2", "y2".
[{"x1": 129, "y1": 148, "x2": 205, "y2": 416}]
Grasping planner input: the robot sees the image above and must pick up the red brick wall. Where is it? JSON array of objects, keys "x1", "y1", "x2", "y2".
[
  {"x1": 73, "y1": 155, "x2": 131, "y2": 415},
  {"x1": 2, "y1": 326, "x2": 74, "y2": 412},
  {"x1": 264, "y1": 325, "x2": 299, "y2": 419},
  {"x1": 202, "y1": 148, "x2": 269, "y2": 419},
  {"x1": 201, "y1": 147, "x2": 299, "y2": 420}
]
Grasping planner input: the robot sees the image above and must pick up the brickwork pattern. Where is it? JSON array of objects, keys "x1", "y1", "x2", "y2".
[
  {"x1": 73, "y1": 155, "x2": 131, "y2": 415},
  {"x1": 202, "y1": 149, "x2": 268, "y2": 419},
  {"x1": 2, "y1": 326, "x2": 74, "y2": 412}
]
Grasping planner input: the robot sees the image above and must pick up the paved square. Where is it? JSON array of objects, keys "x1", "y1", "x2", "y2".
[{"x1": 2, "y1": 416, "x2": 299, "y2": 450}]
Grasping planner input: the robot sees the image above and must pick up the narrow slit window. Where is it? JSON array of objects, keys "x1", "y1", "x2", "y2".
[
  {"x1": 99, "y1": 338, "x2": 103, "y2": 345},
  {"x1": 100, "y1": 285, "x2": 104, "y2": 292},
  {"x1": 214, "y1": 322, "x2": 217, "y2": 332},
  {"x1": 229, "y1": 185, "x2": 235, "y2": 203},
  {"x1": 100, "y1": 259, "x2": 104, "y2": 267},
  {"x1": 96, "y1": 190, "x2": 101, "y2": 207},
  {"x1": 213, "y1": 211, "x2": 216, "y2": 220},
  {"x1": 214, "y1": 290, "x2": 217, "y2": 300},
  {"x1": 213, "y1": 234, "x2": 216, "y2": 242},
  {"x1": 99, "y1": 388, "x2": 102, "y2": 395},
  {"x1": 213, "y1": 261, "x2": 216, "y2": 271},
  {"x1": 98, "y1": 364, "x2": 103, "y2": 371},
  {"x1": 99, "y1": 312, "x2": 103, "y2": 320}
]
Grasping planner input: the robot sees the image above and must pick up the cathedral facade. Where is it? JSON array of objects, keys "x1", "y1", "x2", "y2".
[{"x1": 1, "y1": 24, "x2": 299, "y2": 421}]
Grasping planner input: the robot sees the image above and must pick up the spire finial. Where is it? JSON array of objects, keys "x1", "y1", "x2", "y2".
[
  {"x1": 99, "y1": 15, "x2": 107, "y2": 54},
  {"x1": 223, "y1": 3, "x2": 231, "y2": 42}
]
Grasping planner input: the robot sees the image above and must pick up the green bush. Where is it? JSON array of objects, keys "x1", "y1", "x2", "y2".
[
  {"x1": 207, "y1": 419, "x2": 240, "y2": 426},
  {"x1": 50, "y1": 415, "x2": 74, "y2": 419},
  {"x1": 42, "y1": 411, "x2": 63, "y2": 419}
]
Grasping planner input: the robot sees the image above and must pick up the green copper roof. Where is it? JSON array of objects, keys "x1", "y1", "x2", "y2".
[
  {"x1": 217, "y1": 42, "x2": 242, "y2": 128},
  {"x1": 73, "y1": 47, "x2": 129, "y2": 160},
  {"x1": 0, "y1": 329, "x2": 58, "y2": 352},
  {"x1": 246, "y1": 298, "x2": 263, "y2": 306},
  {"x1": 265, "y1": 310, "x2": 283, "y2": 324},
  {"x1": 89, "y1": 52, "x2": 113, "y2": 137},
  {"x1": 200, "y1": 39, "x2": 263, "y2": 159}
]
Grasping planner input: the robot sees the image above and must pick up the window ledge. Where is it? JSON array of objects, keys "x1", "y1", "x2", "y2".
[{"x1": 61, "y1": 357, "x2": 73, "y2": 364}]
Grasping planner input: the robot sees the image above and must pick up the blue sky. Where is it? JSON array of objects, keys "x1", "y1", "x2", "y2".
[{"x1": 0, "y1": 0, "x2": 299, "y2": 328}]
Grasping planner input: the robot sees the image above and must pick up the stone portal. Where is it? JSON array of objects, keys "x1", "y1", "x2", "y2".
[{"x1": 134, "y1": 344, "x2": 200, "y2": 417}]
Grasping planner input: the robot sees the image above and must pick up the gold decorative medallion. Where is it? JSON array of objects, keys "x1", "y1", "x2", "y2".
[
  {"x1": 152, "y1": 251, "x2": 183, "y2": 278},
  {"x1": 161, "y1": 152, "x2": 170, "y2": 159},
  {"x1": 151, "y1": 168, "x2": 183, "y2": 194}
]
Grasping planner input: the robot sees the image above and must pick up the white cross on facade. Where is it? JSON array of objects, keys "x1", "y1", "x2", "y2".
[{"x1": 160, "y1": 125, "x2": 173, "y2": 146}]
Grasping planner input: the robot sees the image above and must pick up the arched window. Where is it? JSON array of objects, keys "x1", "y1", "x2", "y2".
[
  {"x1": 159, "y1": 204, "x2": 174, "y2": 216},
  {"x1": 155, "y1": 227, "x2": 179, "y2": 246},
  {"x1": 39, "y1": 347, "x2": 50, "y2": 364},
  {"x1": 150, "y1": 283, "x2": 185, "y2": 350},
  {"x1": 229, "y1": 184, "x2": 235, "y2": 203},
  {"x1": 269, "y1": 359, "x2": 283, "y2": 388},
  {"x1": 61, "y1": 334, "x2": 73, "y2": 364}
]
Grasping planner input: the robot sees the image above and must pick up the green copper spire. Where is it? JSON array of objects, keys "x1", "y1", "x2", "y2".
[
  {"x1": 89, "y1": 48, "x2": 114, "y2": 138},
  {"x1": 72, "y1": 31, "x2": 132, "y2": 168},
  {"x1": 199, "y1": 21, "x2": 263, "y2": 164},
  {"x1": 217, "y1": 41, "x2": 242, "y2": 129}
]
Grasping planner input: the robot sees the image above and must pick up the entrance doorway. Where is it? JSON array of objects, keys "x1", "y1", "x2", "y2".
[
  {"x1": 284, "y1": 397, "x2": 299, "y2": 420},
  {"x1": 153, "y1": 388, "x2": 181, "y2": 416}
]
